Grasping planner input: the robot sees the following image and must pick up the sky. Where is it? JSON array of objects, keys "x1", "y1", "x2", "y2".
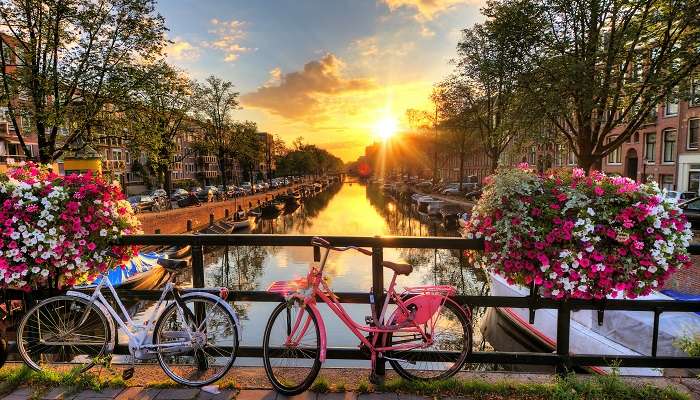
[{"x1": 157, "y1": 0, "x2": 485, "y2": 162}]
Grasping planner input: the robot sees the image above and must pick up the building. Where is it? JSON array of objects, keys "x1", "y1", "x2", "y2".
[{"x1": 603, "y1": 79, "x2": 700, "y2": 191}]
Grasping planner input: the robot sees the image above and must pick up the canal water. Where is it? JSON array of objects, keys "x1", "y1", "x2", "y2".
[{"x1": 192, "y1": 181, "x2": 489, "y2": 367}]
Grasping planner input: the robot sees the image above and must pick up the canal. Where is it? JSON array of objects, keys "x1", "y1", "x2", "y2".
[{"x1": 192, "y1": 181, "x2": 489, "y2": 367}]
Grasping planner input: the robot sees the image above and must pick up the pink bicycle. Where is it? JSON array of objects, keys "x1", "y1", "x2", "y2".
[{"x1": 262, "y1": 237, "x2": 473, "y2": 395}]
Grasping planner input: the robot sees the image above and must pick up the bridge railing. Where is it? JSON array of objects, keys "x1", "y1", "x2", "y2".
[
  {"x1": 11, "y1": 234, "x2": 700, "y2": 376},
  {"x1": 109, "y1": 234, "x2": 700, "y2": 375}
]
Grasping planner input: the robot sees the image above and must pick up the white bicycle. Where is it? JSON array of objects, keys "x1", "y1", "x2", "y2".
[{"x1": 17, "y1": 258, "x2": 241, "y2": 387}]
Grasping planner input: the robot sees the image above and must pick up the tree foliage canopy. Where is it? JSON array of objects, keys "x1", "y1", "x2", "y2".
[{"x1": 0, "y1": 0, "x2": 167, "y2": 163}]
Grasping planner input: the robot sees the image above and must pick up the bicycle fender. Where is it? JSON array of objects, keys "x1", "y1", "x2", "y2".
[
  {"x1": 65, "y1": 290, "x2": 117, "y2": 352},
  {"x1": 304, "y1": 302, "x2": 327, "y2": 362},
  {"x1": 181, "y1": 292, "x2": 242, "y2": 343}
]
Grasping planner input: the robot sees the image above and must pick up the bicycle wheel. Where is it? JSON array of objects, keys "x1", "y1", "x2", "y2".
[
  {"x1": 153, "y1": 294, "x2": 238, "y2": 387},
  {"x1": 17, "y1": 295, "x2": 111, "y2": 373},
  {"x1": 386, "y1": 298, "x2": 472, "y2": 380},
  {"x1": 263, "y1": 300, "x2": 321, "y2": 396}
]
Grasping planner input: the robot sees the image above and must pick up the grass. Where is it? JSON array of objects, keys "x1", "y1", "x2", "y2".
[
  {"x1": 0, "y1": 366, "x2": 689, "y2": 400},
  {"x1": 310, "y1": 376, "x2": 331, "y2": 393},
  {"x1": 0, "y1": 365, "x2": 127, "y2": 397},
  {"x1": 377, "y1": 374, "x2": 690, "y2": 400}
]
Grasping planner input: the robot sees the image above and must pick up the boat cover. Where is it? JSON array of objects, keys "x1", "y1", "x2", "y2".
[
  {"x1": 492, "y1": 273, "x2": 700, "y2": 360},
  {"x1": 89, "y1": 252, "x2": 163, "y2": 287}
]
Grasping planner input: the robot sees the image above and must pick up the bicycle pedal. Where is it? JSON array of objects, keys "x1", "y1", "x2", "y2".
[{"x1": 122, "y1": 367, "x2": 134, "y2": 380}]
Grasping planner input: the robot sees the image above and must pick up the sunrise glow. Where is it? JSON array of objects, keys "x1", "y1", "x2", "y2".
[{"x1": 374, "y1": 116, "x2": 398, "y2": 141}]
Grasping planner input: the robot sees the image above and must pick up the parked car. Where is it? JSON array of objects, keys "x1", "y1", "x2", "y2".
[
  {"x1": 679, "y1": 198, "x2": 700, "y2": 229},
  {"x1": 666, "y1": 191, "x2": 696, "y2": 203},
  {"x1": 465, "y1": 189, "x2": 482, "y2": 201},
  {"x1": 170, "y1": 188, "x2": 189, "y2": 201},
  {"x1": 149, "y1": 188, "x2": 167, "y2": 200},
  {"x1": 197, "y1": 186, "x2": 219, "y2": 202},
  {"x1": 241, "y1": 182, "x2": 253, "y2": 194},
  {"x1": 128, "y1": 195, "x2": 156, "y2": 213},
  {"x1": 177, "y1": 193, "x2": 201, "y2": 208}
]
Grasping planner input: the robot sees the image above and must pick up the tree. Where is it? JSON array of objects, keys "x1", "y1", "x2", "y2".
[
  {"x1": 193, "y1": 75, "x2": 240, "y2": 189},
  {"x1": 516, "y1": 0, "x2": 700, "y2": 171},
  {"x1": 433, "y1": 76, "x2": 478, "y2": 189},
  {"x1": 454, "y1": 1, "x2": 539, "y2": 173},
  {"x1": 228, "y1": 121, "x2": 261, "y2": 183},
  {"x1": 124, "y1": 62, "x2": 195, "y2": 199},
  {"x1": 0, "y1": 0, "x2": 167, "y2": 163}
]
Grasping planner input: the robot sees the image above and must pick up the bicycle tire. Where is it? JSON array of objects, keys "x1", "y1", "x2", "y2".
[
  {"x1": 17, "y1": 295, "x2": 111, "y2": 373},
  {"x1": 153, "y1": 294, "x2": 238, "y2": 387},
  {"x1": 385, "y1": 297, "x2": 472, "y2": 381},
  {"x1": 262, "y1": 300, "x2": 322, "y2": 395}
]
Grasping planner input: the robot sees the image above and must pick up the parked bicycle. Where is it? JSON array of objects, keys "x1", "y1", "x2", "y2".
[
  {"x1": 17, "y1": 257, "x2": 240, "y2": 387},
  {"x1": 263, "y1": 237, "x2": 473, "y2": 395}
]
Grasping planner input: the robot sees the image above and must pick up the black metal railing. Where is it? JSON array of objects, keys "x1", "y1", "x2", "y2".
[
  {"x1": 106, "y1": 234, "x2": 700, "y2": 375},
  {"x1": 10, "y1": 234, "x2": 700, "y2": 375}
]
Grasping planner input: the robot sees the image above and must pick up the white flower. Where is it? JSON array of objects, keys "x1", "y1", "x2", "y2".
[
  {"x1": 10, "y1": 232, "x2": 20, "y2": 240},
  {"x1": 586, "y1": 207, "x2": 595, "y2": 216},
  {"x1": 40, "y1": 269, "x2": 49, "y2": 277},
  {"x1": 31, "y1": 267, "x2": 40, "y2": 273},
  {"x1": 100, "y1": 229, "x2": 108, "y2": 237}
]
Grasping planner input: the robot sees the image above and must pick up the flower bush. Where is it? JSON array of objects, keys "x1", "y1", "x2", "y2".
[
  {"x1": 0, "y1": 163, "x2": 141, "y2": 290},
  {"x1": 465, "y1": 165, "x2": 693, "y2": 299}
]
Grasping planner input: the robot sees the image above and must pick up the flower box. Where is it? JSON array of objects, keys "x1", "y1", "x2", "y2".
[
  {"x1": 0, "y1": 163, "x2": 141, "y2": 291},
  {"x1": 465, "y1": 165, "x2": 693, "y2": 299}
]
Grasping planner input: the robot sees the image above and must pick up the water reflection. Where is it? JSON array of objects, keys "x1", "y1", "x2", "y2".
[{"x1": 197, "y1": 182, "x2": 488, "y2": 360}]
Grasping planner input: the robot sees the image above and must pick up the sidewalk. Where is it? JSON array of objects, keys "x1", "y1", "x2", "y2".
[{"x1": 1, "y1": 387, "x2": 409, "y2": 400}]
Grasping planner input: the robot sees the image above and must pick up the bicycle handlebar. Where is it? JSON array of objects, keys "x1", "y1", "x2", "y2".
[{"x1": 310, "y1": 237, "x2": 373, "y2": 256}]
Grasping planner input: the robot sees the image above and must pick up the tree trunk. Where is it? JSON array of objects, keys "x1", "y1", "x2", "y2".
[
  {"x1": 218, "y1": 149, "x2": 228, "y2": 190},
  {"x1": 577, "y1": 152, "x2": 603, "y2": 175},
  {"x1": 488, "y1": 155, "x2": 498, "y2": 174},
  {"x1": 458, "y1": 148, "x2": 465, "y2": 191}
]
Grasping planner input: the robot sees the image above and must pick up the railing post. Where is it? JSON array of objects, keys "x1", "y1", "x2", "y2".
[
  {"x1": 192, "y1": 243, "x2": 204, "y2": 288},
  {"x1": 556, "y1": 300, "x2": 571, "y2": 374},
  {"x1": 371, "y1": 237, "x2": 385, "y2": 380},
  {"x1": 209, "y1": 213, "x2": 215, "y2": 225},
  {"x1": 186, "y1": 220, "x2": 192, "y2": 232}
]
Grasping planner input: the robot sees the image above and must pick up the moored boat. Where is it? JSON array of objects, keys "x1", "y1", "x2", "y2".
[{"x1": 483, "y1": 270, "x2": 700, "y2": 376}]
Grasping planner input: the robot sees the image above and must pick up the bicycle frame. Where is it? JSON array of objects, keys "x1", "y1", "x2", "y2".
[
  {"x1": 67, "y1": 275, "x2": 198, "y2": 356},
  {"x1": 270, "y1": 244, "x2": 455, "y2": 364}
]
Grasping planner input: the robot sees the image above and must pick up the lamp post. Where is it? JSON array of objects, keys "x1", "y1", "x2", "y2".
[{"x1": 642, "y1": 157, "x2": 648, "y2": 183}]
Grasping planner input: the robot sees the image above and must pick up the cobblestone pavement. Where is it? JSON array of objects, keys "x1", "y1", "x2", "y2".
[{"x1": 0, "y1": 387, "x2": 421, "y2": 400}]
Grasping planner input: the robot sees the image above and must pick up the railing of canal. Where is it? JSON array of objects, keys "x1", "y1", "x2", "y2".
[{"x1": 15, "y1": 234, "x2": 700, "y2": 375}]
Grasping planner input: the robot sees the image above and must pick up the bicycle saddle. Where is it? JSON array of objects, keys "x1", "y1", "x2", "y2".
[
  {"x1": 382, "y1": 261, "x2": 413, "y2": 276},
  {"x1": 157, "y1": 258, "x2": 189, "y2": 271}
]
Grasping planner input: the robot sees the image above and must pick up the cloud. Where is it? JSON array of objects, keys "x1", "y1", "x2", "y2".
[
  {"x1": 420, "y1": 25, "x2": 436, "y2": 37},
  {"x1": 165, "y1": 37, "x2": 199, "y2": 61},
  {"x1": 204, "y1": 18, "x2": 254, "y2": 62},
  {"x1": 241, "y1": 53, "x2": 376, "y2": 119},
  {"x1": 351, "y1": 36, "x2": 416, "y2": 60},
  {"x1": 265, "y1": 67, "x2": 282, "y2": 86},
  {"x1": 381, "y1": 0, "x2": 476, "y2": 21}
]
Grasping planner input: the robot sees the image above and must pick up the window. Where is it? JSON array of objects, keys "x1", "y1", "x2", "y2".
[
  {"x1": 691, "y1": 77, "x2": 700, "y2": 107},
  {"x1": 689, "y1": 119, "x2": 700, "y2": 150},
  {"x1": 663, "y1": 129, "x2": 676, "y2": 162},
  {"x1": 607, "y1": 136, "x2": 621, "y2": 164},
  {"x1": 688, "y1": 165, "x2": 700, "y2": 194},
  {"x1": 660, "y1": 175, "x2": 674, "y2": 191},
  {"x1": 634, "y1": 132, "x2": 640, "y2": 143},
  {"x1": 567, "y1": 149, "x2": 576, "y2": 165},
  {"x1": 645, "y1": 133, "x2": 656, "y2": 162},
  {"x1": 665, "y1": 90, "x2": 679, "y2": 116}
]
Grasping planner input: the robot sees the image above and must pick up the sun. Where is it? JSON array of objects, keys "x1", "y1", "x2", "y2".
[{"x1": 374, "y1": 116, "x2": 398, "y2": 141}]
